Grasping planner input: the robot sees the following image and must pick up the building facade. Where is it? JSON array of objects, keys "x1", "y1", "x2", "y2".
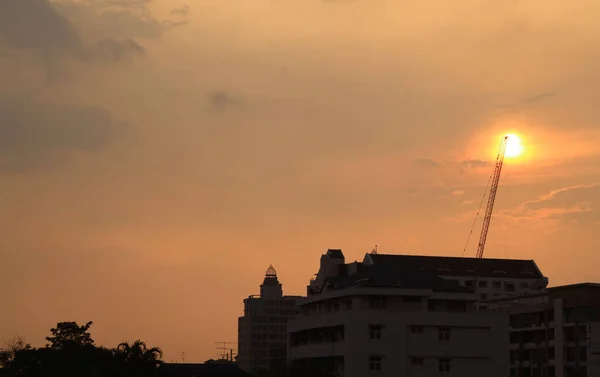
[
  {"x1": 290, "y1": 249, "x2": 513, "y2": 377},
  {"x1": 237, "y1": 265, "x2": 301, "y2": 375},
  {"x1": 484, "y1": 283, "x2": 600, "y2": 377}
]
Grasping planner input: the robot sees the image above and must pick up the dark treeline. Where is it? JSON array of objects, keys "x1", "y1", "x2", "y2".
[{"x1": 0, "y1": 321, "x2": 164, "y2": 377}]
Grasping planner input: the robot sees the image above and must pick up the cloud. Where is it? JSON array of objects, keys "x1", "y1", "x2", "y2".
[
  {"x1": 91, "y1": 38, "x2": 145, "y2": 63},
  {"x1": 498, "y1": 91, "x2": 557, "y2": 108},
  {"x1": 0, "y1": 99, "x2": 136, "y2": 173},
  {"x1": 413, "y1": 158, "x2": 441, "y2": 168},
  {"x1": 0, "y1": 0, "x2": 188, "y2": 75},
  {"x1": 55, "y1": 0, "x2": 190, "y2": 40},
  {"x1": 0, "y1": 0, "x2": 85, "y2": 57},
  {"x1": 171, "y1": 5, "x2": 190, "y2": 17},
  {"x1": 452, "y1": 190, "x2": 465, "y2": 196},
  {"x1": 499, "y1": 183, "x2": 600, "y2": 224},
  {"x1": 208, "y1": 91, "x2": 239, "y2": 112}
]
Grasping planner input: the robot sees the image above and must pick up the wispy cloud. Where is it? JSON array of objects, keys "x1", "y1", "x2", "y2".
[
  {"x1": 519, "y1": 183, "x2": 600, "y2": 208},
  {"x1": 447, "y1": 183, "x2": 600, "y2": 225}
]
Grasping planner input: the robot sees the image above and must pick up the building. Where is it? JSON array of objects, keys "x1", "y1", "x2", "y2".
[
  {"x1": 289, "y1": 249, "x2": 512, "y2": 377},
  {"x1": 348, "y1": 252, "x2": 547, "y2": 300},
  {"x1": 484, "y1": 283, "x2": 600, "y2": 377},
  {"x1": 160, "y1": 362, "x2": 254, "y2": 377},
  {"x1": 237, "y1": 265, "x2": 301, "y2": 375}
]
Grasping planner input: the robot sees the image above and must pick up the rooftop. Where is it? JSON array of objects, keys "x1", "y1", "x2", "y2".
[
  {"x1": 326, "y1": 249, "x2": 345, "y2": 259},
  {"x1": 364, "y1": 253, "x2": 545, "y2": 280},
  {"x1": 322, "y1": 264, "x2": 473, "y2": 294},
  {"x1": 160, "y1": 363, "x2": 253, "y2": 377}
]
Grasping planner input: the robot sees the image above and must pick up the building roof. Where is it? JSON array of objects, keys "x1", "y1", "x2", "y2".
[
  {"x1": 326, "y1": 249, "x2": 345, "y2": 259},
  {"x1": 364, "y1": 253, "x2": 544, "y2": 279},
  {"x1": 323, "y1": 264, "x2": 473, "y2": 294},
  {"x1": 548, "y1": 282, "x2": 600, "y2": 292},
  {"x1": 160, "y1": 363, "x2": 253, "y2": 377}
]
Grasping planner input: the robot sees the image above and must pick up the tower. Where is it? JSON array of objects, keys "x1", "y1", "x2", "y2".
[{"x1": 260, "y1": 265, "x2": 283, "y2": 299}]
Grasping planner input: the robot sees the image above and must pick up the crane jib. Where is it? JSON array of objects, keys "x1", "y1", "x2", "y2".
[{"x1": 475, "y1": 136, "x2": 509, "y2": 259}]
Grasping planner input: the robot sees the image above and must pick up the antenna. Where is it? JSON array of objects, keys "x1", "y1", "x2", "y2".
[
  {"x1": 371, "y1": 245, "x2": 378, "y2": 254},
  {"x1": 214, "y1": 342, "x2": 237, "y2": 362}
]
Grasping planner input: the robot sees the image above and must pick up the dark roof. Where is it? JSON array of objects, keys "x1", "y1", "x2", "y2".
[
  {"x1": 323, "y1": 264, "x2": 473, "y2": 294},
  {"x1": 160, "y1": 363, "x2": 253, "y2": 377},
  {"x1": 548, "y1": 282, "x2": 600, "y2": 292},
  {"x1": 326, "y1": 249, "x2": 345, "y2": 259},
  {"x1": 365, "y1": 254, "x2": 544, "y2": 279}
]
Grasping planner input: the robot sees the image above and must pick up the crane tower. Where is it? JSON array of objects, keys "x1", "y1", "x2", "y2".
[{"x1": 475, "y1": 136, "x2": 509, "y2": 259}]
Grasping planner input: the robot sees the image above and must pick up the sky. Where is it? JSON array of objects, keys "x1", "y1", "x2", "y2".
[{"x1": 1, "y1": 0, "x2": 600, "y2": 363}]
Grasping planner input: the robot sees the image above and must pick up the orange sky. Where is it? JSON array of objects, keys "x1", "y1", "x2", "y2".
[{"x1": 1, "y1": 0, "x2": 600, "y2": 363}]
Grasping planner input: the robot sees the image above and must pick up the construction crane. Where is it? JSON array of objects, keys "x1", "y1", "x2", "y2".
[{"x1": 475, "y1": 135, "x2": 509, "y2": 259}]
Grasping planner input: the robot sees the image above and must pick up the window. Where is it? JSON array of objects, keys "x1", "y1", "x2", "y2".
[
  {"x1": 345, "y1": 300, "x2": 353, "y2": 310},
  {"x1": 410, "y1": 325, "x2": 423, "y2": 333},
  {"x1": 478, "y1": 280, "x2": 488, "y2": 288},
  {"x1": 369, "y1": 356, "x2": 382, "y2": 371},
  {"x1": 505, "y1": 282, "x2": 516, "y2": 292},
  {"x1": 465, "y1": 280, "x2": 474, "y2": 288},
  {"x1": 411, "y1": 358, "x2": 423, "y2": 365},
  {"x1": 493, "y1": 281, "x2": 501, "y2": 290},
  {"x1": 369, "y1": 297, "x2": 387, "y2": 310},
  {"x1": 438, "y1": 328, "x2": 450, "y2": 341},
  {"x1": 438, "y1": 359, "x2": 451, "y2": 372},
  {"x1": 369, "y1": 325, "x2": 382, "y2": 340}
]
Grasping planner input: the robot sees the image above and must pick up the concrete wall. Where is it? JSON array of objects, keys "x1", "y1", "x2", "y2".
[{"x1": 288, "y1": 305, "x2": 509, "y2": 377}]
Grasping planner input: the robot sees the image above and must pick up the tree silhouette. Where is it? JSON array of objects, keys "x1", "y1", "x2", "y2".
[
  {"x1": 116, "y1": 340, "x2": 163, "y2": 376},
  {"x1": 45, "y1": 321, "x2": 94, "y2": 349},
  {"x1": 0, "y1": 321, "x2": 164, "y2": 377}
]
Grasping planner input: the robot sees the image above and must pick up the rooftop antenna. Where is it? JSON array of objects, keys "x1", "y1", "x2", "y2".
[
  {"x1": 215, "y1": 342, "x2": 237, "y2": 362},
  {"x1": 371, "y1": 245, "x2": 378, "y2": 254}
]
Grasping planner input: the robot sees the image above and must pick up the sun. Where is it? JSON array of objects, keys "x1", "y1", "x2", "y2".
[{"x1": 504, "y1": 134, "x2": 523, "y2": 158}]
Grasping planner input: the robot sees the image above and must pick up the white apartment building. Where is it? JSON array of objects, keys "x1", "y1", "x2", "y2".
[
  {"x1": 237, "y1": 265, "x2": 301, "y2": 375},
  {"x1": 289, "y1": 249, "x2": 513, "y2": 377},
  {"x1": 484, "y1": 283, "x2": 600, "y2": 377}
]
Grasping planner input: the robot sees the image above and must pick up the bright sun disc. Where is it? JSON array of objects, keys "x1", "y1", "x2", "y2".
[{"x1": 505, "y1": 134, "x2": 523, "y2": 158}]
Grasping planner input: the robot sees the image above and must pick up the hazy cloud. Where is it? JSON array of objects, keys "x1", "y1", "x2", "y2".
[
  {"x1": 452, "y1": 190, "x2": 465, "y2": 196},
  {"x1": 413, "y1": 158, "x2": 441, "y2": 168},
  {"x1": 0, "y1": 0, "x2": 85, "y2": 57},
  {"x1": 91, "y1": 38, "x2": 145, "y2": 63},
  {"x1": 0, "y1": 99, "x2": 135, "y2": 173},
  {"x1": 0, "y1": 0, "x2": 189, "y2": 74},
  {"x1": 55, "y1": 0, "x2": 190, "y2": 40},
  {"x1": 498, "y1": 91, "x2": 557, "y2": 108},
  {"x1": 171, "y1": 5, "x2": 190, "y2": 17},
  {"x1": 208, "y1": 91, "x2": 239, "y2": 112},
  {"x1": 460, "y1": 160, "x2": 490, "y2": 169},
  {"x1": 499, "y1": 183, "x2": 600, "y2": 224}
]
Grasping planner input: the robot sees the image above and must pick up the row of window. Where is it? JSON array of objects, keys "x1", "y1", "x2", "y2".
[
  {"x1": 368, "y1": 325, "x2": 451, "y2": 341},
  {"x1": 369, "y1": 356, "x2": 451, "y2": 372},
  {"x1": 462, "y1": 279, "x2": 529, "y2": 291}
]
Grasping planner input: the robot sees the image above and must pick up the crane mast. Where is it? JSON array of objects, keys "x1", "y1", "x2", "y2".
[{"x1": 476, "y1": 136, "x2": 509, "y2": 259}]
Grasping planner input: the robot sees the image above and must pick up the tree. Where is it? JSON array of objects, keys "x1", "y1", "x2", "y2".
[
  {"x1": 1, "y1": 322, "x2": 164, "y2": 377},
  {"x1": 45, "y1": 321, "x2": 94, "y2": 350},
  {"x1": 116, "y1": 340, "x2": 163, "y2": 376}
]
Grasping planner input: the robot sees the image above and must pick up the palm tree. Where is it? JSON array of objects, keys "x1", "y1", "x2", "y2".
[{"x1": 116, "y1": 340, "x2": 163, "y2": 376}]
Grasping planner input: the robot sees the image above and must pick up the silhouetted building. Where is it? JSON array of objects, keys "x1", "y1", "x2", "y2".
[
  {"x1": 237, "y1": 265, "x2": 301, "y2": 375},
  {"x1": 291, "y1": 249, "x2": 513, "y2": 377},
  {"x1": 161, "y1": 362, "x2": 253, "y2": 377},
  {"x1": 485, "y1": 282, "x2": 600, "y2": 377},
  {"x1": 308, "y1": 250, "x2": 549, "y2": 307}
]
